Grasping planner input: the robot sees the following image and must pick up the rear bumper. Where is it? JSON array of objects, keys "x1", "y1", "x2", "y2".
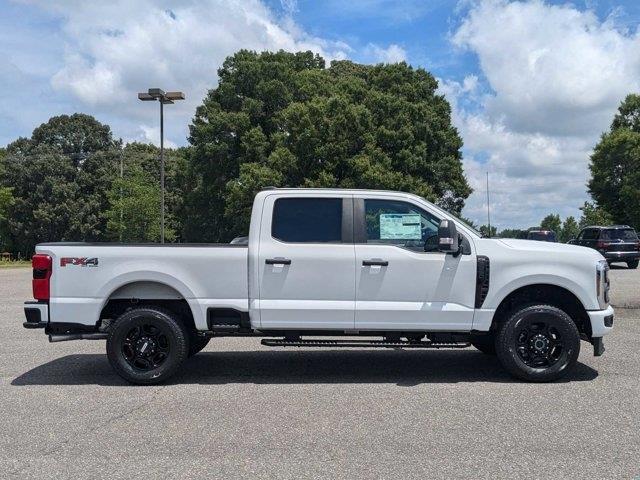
[
  {"x1": 23, "y1": 301, "x2": 48, "y2": 329},
  {"x1": 603, "y1": 251, "x2": 639, "y2": 261}
]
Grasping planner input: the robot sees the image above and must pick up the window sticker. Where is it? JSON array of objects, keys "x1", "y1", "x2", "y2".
[{"x1": 380, "y1": 213, "x2": 421, "y2": 240}]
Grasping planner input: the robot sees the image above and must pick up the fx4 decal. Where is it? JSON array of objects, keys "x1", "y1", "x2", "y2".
[{"x1": 60, "y1": 257, "x2": 99, "y2": 267}]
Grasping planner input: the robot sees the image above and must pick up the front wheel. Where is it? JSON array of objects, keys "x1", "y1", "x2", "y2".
[
  {"x1": 106, "y1": 306, "x2": 189, "y2": 385},
  {"x1": 496, "y1": 304, "x2": 580, "y2": 382},
  {"x1": 627, "y1": 260, "x2": 638, "y2": 269}
]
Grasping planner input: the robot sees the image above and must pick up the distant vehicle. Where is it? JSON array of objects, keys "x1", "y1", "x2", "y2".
[
  {"x1": 527, "y1": 230, "x2": 557, "y2": 242},
  {"x1": 570, "y1": 225, "x2": 639, "y2": 269}
]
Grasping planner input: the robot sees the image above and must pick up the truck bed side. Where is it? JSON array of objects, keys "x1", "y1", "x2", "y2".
[{"x1": 36, "y1": 243, "x2": 248, "y2": 331}]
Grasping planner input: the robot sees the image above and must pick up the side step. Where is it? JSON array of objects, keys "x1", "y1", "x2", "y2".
[{"x1": 261, "y1": 338, "x2": 471, "y2": 349}]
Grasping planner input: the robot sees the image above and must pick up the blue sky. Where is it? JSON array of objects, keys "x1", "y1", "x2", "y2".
[{"x1": 1, "y1": 0, "x2": 639, "y2": 228}]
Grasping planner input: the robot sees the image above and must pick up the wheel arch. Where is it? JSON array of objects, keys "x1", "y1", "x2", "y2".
[
  {"x1": 490, "y1": 283, "x2": 591, "y2": 337},
  {"x1": 98, "y1": 273, "x2": 199, "y2": 333}
]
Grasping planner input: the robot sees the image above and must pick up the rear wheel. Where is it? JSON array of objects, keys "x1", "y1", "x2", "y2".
[
  {"x1": 470, "y1": 333, "x2": 496, "y2": 355},
  {"x1": 496, "y1": 304, "x2": 580, "y2": 382},
  {"x1": 627, "y1": 260, "x2": 638, "y2": 269},
  {"x1": 106, "y1": 306, "x2": 188, "y2": 385}
]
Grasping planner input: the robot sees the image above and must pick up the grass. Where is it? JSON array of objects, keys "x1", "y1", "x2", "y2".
[{"x1": 0, "y1": 260, "x2": 31, "y2": 269}]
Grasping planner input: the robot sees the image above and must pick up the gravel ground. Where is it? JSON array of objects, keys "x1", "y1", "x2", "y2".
[{"x1": 1, "y1": 267, "x2": 639, "y2": 479}]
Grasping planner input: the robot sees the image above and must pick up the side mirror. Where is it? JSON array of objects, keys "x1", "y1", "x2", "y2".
[
  {"x1": 438, "y1": 219, "x2": 460, "y2": 255},
  {"x1": 567, "y1": 239, "x2": 576, "y2": 245}
]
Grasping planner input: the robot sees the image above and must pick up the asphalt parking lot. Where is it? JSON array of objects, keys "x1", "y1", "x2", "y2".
[{"x1": 1, "y1": 266, "x2": 639, "y2": 479}]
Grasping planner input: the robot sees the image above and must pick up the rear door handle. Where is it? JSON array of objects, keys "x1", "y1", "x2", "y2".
[
  {"x1": 265, "y1": 258, "x2": 291, "y2": 265},
  {"x1": 362, "y1": 259, "x2": 388, "y2": 267}
]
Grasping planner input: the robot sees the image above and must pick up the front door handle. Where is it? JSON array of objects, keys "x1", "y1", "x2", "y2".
[
  {"x1": 362, "y1": 259, "x2": 388, "y2": 267},
  {"x1": 266, "y1": 258, "x2": 292, "y2": 265}
]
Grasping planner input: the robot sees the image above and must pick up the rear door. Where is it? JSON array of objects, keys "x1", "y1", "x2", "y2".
[
  {"x1": 353, "y1": 195, "x2": 476, "y2": 331},
  {"x1": 257, "y1": 194, "x2": 356, "y2": 330}
]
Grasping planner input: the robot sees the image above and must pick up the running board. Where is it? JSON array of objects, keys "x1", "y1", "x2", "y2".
[{"x1": 261, "y1": 338, "x2": 471, "y2": 349}]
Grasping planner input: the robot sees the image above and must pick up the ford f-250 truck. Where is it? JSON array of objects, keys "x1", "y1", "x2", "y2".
[{"x1": 23, "y1": 188, "x2": 614, "y2": 384}]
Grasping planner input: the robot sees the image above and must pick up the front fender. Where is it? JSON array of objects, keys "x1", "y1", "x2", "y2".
[{"x1": 485, "y1": 273, "x2": 597, "y2": 312}]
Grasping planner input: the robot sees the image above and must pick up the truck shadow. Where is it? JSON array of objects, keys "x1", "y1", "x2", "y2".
[{"x1": 11, "y1": 349, "x2": 598, "y2": 387}]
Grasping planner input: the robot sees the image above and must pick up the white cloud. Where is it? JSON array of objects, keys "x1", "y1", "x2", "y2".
[
  {"x1": 363, "y1": 43, "x2": 407, "y2": 63},
  {"x1": 447, "y1": 0, "x2": 640, "y2": 229},
  {"x1": 33, "y1": 0, "x2": 352, "y2": 145}
]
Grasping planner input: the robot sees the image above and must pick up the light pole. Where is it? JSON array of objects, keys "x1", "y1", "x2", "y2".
[{"x1": 138, "y1": 88, "x2": 185, "y2": 243}]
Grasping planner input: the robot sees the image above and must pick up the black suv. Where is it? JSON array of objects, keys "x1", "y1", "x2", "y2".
[{"x1": 571, "y1": 225, "x2": 640, "y2": 269}]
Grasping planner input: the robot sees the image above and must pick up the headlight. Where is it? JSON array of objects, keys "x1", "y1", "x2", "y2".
[{"x1": 596, "y1": 260, "x2": 610, "y2": 309}]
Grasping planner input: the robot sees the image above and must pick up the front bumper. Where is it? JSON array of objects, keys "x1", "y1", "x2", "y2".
[
  {"x1": 587, "y1": 305, "x2": 614, "y2": 356},
  {"x1": 23, "y1": 301, "x2": 48, "y2": 329}
]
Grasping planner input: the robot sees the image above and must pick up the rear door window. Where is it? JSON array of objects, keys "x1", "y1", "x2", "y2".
[{"x1": 272, "y1": 198, "x2": 343, "y2": 243}]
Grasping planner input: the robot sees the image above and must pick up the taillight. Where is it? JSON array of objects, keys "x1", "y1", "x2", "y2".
[
  {"x1": 32, "y1": 254, "x2": 52, "y2": 300},
  {"x1": 596, "y1": 241, "x2": 609, "y2": 250}
]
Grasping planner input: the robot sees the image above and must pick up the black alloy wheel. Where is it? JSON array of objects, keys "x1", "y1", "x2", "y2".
[
  {"x1": 107, "y1": 306, "x2": 188, "y2": 385},
  {"x1": 496, "y1": 304, "x2": 580, "y2": 382}
]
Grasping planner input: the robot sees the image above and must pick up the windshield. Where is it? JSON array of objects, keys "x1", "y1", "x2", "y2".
[{"x1": 601, "y1": 229, "x2": 638, "y2": 241}]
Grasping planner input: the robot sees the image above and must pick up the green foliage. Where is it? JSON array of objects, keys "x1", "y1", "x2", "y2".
[
  {"x1": 540, "y1": 214, "x2": 561, "y2": 234},
  {"x1": 560, "y1": 216, "x2": 579, "y2": 242},
  {"x1": 0, "y1": 148, "x2": 12, "y2": 250},
  {"x1": 479, "y1": 224, "x2": 497, "y2": 237},
  {"x1": 106, "y1": 164, "x2": 173, "y2": 242},
  {"x1": 588, "y1": 94, "x2": 640, "y2": 229},
  {"x1": 185, "y1": 50, "x2": 470, "y2": 241},
  {"x1": 104, "y1": 143, "x2": 184, "y2": 242},
  {"x1": 579, "y1": 201, "x2": 613, "y2": 228},
  {"x1": 611, "y1": 93, "x2": 640, "y2": 132},
  {"x1": 498, "y1": 228, "x2": 528, "y2": 239}
]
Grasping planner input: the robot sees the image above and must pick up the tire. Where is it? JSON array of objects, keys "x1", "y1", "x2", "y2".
[
  {"x1": 106, "y1": 306, "x2": 189, "y2": 385},
  {"x1": 470, "y1": 333, "x2": 496, "y2": 355},
  {"x1": 496, "y1": 304, "x2": 580, "y2": 382},
  {"x1": 188, "y1": 335, "x2": 210, "y2": 357},
  {"x1": 627, "y1": 260, "x2": 639, "y2": 269}
]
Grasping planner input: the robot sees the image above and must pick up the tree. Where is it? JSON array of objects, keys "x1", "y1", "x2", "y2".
[
  {"x1": 479, "y1": 224, "x2": 497, "y2": 237},
  {"x1": 104, "y1": 143, "x2": 185, "y2": 242},
  {"x1": 560, "y1": 216, "x2": 579, "y2": 242},
  {"x1": 185, "y1": 50, "x2": 471, "y2": 241},
  {"x1": 498, "y1": 228, "x2": 527, "y2": 239},
  {"x1": 2, "y1": 115, "x2": 120, "y2": 254},
  {"x1": 540, "y1": 214, "x2": 561, "y2": 234},
  {"x1": 588, "y1": 94, "x2": 640, "y2": 229},
  {"x1": 106, "y1": 164, "x2": 174, "y2": 242},
  {"x1": 0, "y1": 148, "x2": 14, "y2": 251},
  {"x1": 579, "y1": 201, "x2": 613, "y2": 228}
]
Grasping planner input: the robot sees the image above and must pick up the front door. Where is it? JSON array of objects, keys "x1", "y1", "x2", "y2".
[
  {"x1": 354, "y1": 196, "x2": 476, "y2": 331},
  {"x1": 258, "y1": 194, "x2": 356, "y2": 330}
]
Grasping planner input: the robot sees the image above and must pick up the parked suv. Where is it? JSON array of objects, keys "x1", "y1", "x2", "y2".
[
  {"x1": 527, "y1": 230, "x2": 557, "y2": 242},
  {"x1": 571, "y1": 225, "x2": 640, "y2": 269}
]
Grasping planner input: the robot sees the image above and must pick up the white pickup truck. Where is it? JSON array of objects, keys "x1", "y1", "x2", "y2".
[{"x1": 23, "y1": 188, "x2": 614, "y2": 384}]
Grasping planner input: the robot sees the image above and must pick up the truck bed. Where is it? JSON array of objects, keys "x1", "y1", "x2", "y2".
[{"x1": 35, "y1": 242, "x2": 249, "y2": 330}]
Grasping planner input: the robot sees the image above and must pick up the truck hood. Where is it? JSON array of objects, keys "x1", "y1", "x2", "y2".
[{"x1": 496, "y1": 238, "x2": 602, "y2": 259}]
